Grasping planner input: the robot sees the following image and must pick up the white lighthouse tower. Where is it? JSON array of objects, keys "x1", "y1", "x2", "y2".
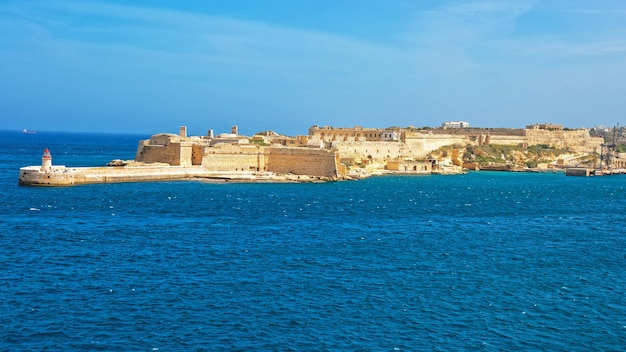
[{"x1": 41, "y1": 148, "x2": 52, "y2": 172}]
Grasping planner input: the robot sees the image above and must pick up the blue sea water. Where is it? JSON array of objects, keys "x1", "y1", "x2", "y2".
[{"x1": 1, "y1": 130, "x2": 625, "y2": 351}]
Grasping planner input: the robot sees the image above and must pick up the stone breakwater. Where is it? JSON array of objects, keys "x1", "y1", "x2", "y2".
[{"x1": 18, "y1": 164, "x2": 339, "y2": 186}]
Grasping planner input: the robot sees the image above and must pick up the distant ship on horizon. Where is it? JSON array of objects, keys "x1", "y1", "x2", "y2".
[{"x1": 22, "y1": 129, "x2": 37, "y2": 134}]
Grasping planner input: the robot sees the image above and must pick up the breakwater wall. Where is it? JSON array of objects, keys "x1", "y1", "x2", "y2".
[
  {"x1": 19, "y1": 165, "x2": 212, "y2": 186},
  {"x1": 18, "y1": 165, "x2": 329, "y2": 186}
]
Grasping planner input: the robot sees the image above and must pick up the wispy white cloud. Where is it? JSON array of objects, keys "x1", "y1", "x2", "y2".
[
  {"x1": 3, "y1": 1, "x2": 407, "y2": 71},
  {"x1": 1, "y1": 0, "x2": 429, "y2": 132},
  {"x1": 1, "y1": 0, "x2": 626, "y2": 133},
  {"x1": 403, "y1": 0, "x2": 532, "y2": 43}
]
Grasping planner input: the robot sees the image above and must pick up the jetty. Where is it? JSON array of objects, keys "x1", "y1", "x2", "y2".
[
  {"x1": 18, "y1": 150, "x2": 337, "y2": 186},
  {"x1": 18, "y1": 164, "x2": 331, "y2": 186},
  {"x1": 565, "y1": 167, "x2": 626, "y2": 177}
]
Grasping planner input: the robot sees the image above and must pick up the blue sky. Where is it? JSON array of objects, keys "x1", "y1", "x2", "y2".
[{"x1": 2, "y1": 0, "x2": 626, "y2": 136}]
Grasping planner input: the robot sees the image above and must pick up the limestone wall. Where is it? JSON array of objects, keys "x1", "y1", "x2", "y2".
[
  {"x1": 526, "y1": 129, "x2": 603, "y2": 152},
  {"x1": 135, "y1": 141, "x2": 183, "y2": 166},
  {"x1": 266, "y1": 147, "x2": 338, "y2": 178},
  {"x1": 200, "y1": 144, "x2": 341, "y2": 177},
  {"x1": 334, "y1": 133, "x2": 472, "y2": 163},
  {"x1": 485, "y1": 134, "x2": 526, "y2": 146},
  {"x1": 333, "y1": 141, "x2": 407, "y2": 163},
  {"x1": 403, "y1": 132, "x2": 472, "y2": 158},
  {"x1": 191, "y1": 143, "x2": 340, "y2": 177},
  {"x1": 310, "y1": 125, "x2": 602, "y2": 157},
  {"x1": 202, "y1": 144, "x2": 265, "y2": 172},
  {"x1": 309, "y1": 125, "x2": 398, "y2": 142},
  {"x1": 179, "y1": 143, "x2": 193, "y2": 166}
]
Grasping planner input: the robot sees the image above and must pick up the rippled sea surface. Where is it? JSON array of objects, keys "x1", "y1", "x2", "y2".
[{"x1": 1, "y1": 130, "x2": 625, "y2": 351}]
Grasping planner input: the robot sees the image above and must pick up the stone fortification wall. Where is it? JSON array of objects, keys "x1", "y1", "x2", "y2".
[
  {"x1": 485, "y1": 134, "x2": 526, "y2": 146},
  {"x1": 310, "y1": 125, "x2": 368, "y2": 142},
  {"x1": 334, "y1": 133, "x2": 472, "y2": 163},
  {"x1": 266, "y1": 147, "x2": 338, "y2": 178},
  {"x1": 136, "y1": 133, "x2": 205, "y2": 166},
  {"x1": 135, "y1": 133, "x2": 190, "y2": 166},
  {"x1": 310, "y1": 125, "x2": 601, "y2": 158},
  {"x1": 136, "y1": 140, "x2": 183, "y2": 166},
  {"x1": 200, "y1": 144, "x2": 339, "y2": 177},
  {"x1": 179, "y1": 143, "x2": 193, "y2": 166},
  {"x1": 309, "y1": 125, "x2": 399, "y2": 142},
  {"x1": 424, "y1": 128, "x2": 526, "y2": 137},
  {"x1": 525, "y1": 129, "x2": 603, "y2": 152},
  {"x1": 202, "y1": 144, "x2": 265, "y2": 172},
  {"x1": 333, "y1": 141, "x2": 407, "y2": 163},
  {"x1": 403, "y1": 132, "x2": 471, "y2": 158},
  {"x1": 405, "y1": 128, "x2": 600, "y2": 152},
  {"x1": 137, "y1": 135, "x2": 340, "y2": 177}
]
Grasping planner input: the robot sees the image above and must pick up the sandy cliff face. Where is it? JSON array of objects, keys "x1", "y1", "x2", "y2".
[
  {"x1": 428, "y1": 147, "x2": 464, "y2": 166},
  {"x1": 462, "y1": 144, "x2": 589, "y2": 170}
]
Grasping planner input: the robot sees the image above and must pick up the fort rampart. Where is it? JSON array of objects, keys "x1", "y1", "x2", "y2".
[
  {"x1": 265, "y1": 147, "x2": 339, "y2": 178},
  {"x1": 135, "y1": 131, "x2": 342, "y2": 178},
  {"x1": 135, "y1": 134, "x2": 197, "y2": 166},
  {"x1": 403, "y1": 132, "x2": 471, "y2": 158},
  {"x1": 202, "y1": 144, "x2": 265, "y2": 172},
  {"x1": 314, "y1": 126, "x2": 602, "y2": 160},
  {"x1": 525, "y1": 129, "x2": 603, "y2": 151},
  {"x1": 332, "y1": 141, "x2": 407, "y2": 163}
]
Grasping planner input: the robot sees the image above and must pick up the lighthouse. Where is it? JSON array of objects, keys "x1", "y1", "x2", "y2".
[{"x1": 41, "y1": 148, "x2": 52, "y2": 172}]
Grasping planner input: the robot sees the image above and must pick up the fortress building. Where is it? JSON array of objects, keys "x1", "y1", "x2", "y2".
[
  {"x1": 18, "y1": 122, "x2": 609, "y2": 186},
  {"x1": 135, "y1": 126, "x2": 343, "y2": 178},
  {"x1": 526, "y1": 123, "x2": 563, "y2": 131},
  {"x1": 308, "y1": 125, "x2": 401, "y2": 143},
  {"x1": 307, "y1": 123, "x2": 603, "y2": 173}
]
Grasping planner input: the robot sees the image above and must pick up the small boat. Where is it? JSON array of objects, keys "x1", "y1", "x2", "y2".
[{"x1": 22, "y1": 129, "x2": 37, "y2": 134}]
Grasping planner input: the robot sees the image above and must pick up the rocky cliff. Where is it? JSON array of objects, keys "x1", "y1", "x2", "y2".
[{"x1": 429, "y1": 144, "x2": 596, "y2": 171}]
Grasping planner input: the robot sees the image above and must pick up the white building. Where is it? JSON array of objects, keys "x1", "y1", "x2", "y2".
[{"x1": 442, "y1": 121, "x2": 470, "y2": 129}]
